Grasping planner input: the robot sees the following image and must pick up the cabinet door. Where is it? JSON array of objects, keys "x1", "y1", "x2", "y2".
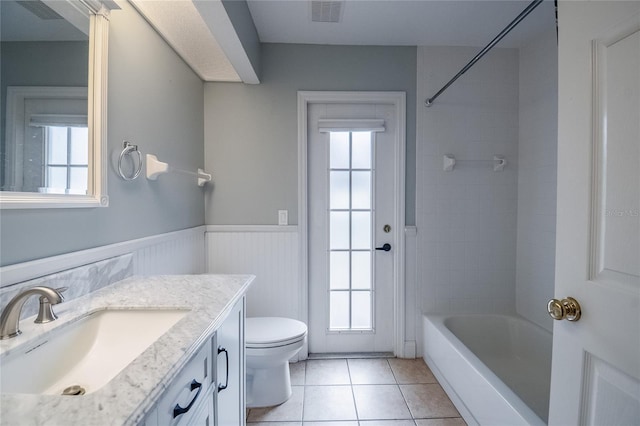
[
  {"x1": 216, "y1": 298, "x2": 245, "y2": 426},
  {"x1": 157, "y1": 342, "x2": 212, "y2": 426},
  {"x1": 188, "y1": 391, "x2": 215, "y2": 426}
]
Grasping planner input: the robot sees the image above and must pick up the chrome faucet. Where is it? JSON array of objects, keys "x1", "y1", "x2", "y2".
[{"x1": 0, "y1": 286, "x2": 65, "y2": 340}]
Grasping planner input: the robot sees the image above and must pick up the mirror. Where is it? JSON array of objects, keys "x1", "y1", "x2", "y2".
[{"x1": 0, "y1": 0, "x2": 113, "y2": 208}]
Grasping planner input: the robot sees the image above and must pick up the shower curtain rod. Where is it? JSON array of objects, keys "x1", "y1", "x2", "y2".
[{"x1": 425, "y1": 0, "x2": 544, "y2": 107}]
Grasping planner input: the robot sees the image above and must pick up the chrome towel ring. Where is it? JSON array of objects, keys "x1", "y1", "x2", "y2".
[{"x1": 117, "y1": 141, "x2": 143, "y2": 181}]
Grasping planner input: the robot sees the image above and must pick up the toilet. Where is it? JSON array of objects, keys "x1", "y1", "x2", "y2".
[{"x1": 245, "y1": 317, "x2": 307, "y2": 408}]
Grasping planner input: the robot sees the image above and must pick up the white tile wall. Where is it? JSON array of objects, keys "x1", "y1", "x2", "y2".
[
  {"x1": 516, "y1": 29, "x2": 558, "y2": 332},
  {"x1": 416, "y1": 46, "x2": 520, "y2": 316}
]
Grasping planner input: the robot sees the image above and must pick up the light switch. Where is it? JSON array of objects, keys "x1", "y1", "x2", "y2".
[{"x1": 278, "y1": 210, "x2": 288, "y2": 226}]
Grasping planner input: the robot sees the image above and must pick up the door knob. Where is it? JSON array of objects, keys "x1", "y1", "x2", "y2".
[
  {"x1": 375, "y1": 243, "x2": 392, "y2": 252},
  {"x1": 547, "y1": 297, "x2": 581, "y2": 321}
]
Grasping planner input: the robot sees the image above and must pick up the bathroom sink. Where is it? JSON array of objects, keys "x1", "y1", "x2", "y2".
[{"x1": 0, "y1": 308, "x2": 188, "y2": 395}]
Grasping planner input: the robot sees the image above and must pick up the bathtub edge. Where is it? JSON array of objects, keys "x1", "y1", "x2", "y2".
[
  {"x1": 422, "y1": 351, "x2": 479, "y2": 426},
  {"x1": 422, "y1": 313, "x2": 547, "y2": 426}
]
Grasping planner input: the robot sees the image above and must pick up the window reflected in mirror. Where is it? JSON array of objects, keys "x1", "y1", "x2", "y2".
[
  {"x1": 44, "y1": 125, "x2": 89, "y2": 194},
  {"x1": 1, "y1": 0, "x2": 92, "y2": 197}
]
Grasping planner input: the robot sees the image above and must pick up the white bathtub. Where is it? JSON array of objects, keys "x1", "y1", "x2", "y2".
[{"x1": 422, "y1": 314, "x2": 552, "y2": 426}]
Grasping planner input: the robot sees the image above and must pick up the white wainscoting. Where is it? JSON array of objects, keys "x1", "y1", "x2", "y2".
[
  {"x1": 205, "y1": 225, "x2": 300, "y2": 321},
  {"x1": 0, "y1": 226, "x2": 206, "y2": 288},
  {"x1": 133, "y1": 227, "x2": 206, "y2": 276},
  {"x1": 405, "y1": 226, "x2": 418, "y2": 358},
  {"x1": 205, "y1": 225, "x2": 419, "y2": 358}
]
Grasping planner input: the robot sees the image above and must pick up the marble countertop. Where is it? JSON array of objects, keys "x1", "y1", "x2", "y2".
[{"x1": 0, "y1": 274, "x2": 254, "y2": 425}]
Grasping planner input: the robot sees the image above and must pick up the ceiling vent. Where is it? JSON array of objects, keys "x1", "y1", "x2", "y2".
[
  {"x1": 311, "y1": 1, "x2": 344, "y2": 23},
  {"x1": 16, "y1": 1, "x2": 63, "y2": 20}
]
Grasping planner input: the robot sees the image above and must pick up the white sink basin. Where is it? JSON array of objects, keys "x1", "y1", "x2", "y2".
[{"x1": 0, "y1": 308, "x2": 188, "y2": 395}]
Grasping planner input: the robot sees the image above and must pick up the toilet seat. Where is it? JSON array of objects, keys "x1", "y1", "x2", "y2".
[{"x1": 246, "y1": 317, "x2": 307, "y2": 349}]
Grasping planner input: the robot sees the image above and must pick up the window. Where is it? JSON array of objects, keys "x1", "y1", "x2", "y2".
[
  {"x1": 328, "y1": 131, "x2": 374, "y2": 330},
  {"x1": 44, "y1": 125, "x2": 88, "y2": 194}
]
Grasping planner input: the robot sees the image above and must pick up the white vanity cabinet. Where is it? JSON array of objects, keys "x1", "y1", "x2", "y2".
[
  {"x1": 143, "y1": 297, "x2": 245, "y2": 426},
  {"x1": 155, "y1": 341, "x2": 213, "y2": 426}
]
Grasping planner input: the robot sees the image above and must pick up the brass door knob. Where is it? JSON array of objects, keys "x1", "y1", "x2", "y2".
[{"x1": 547, "y1": 297, "x2": 581, "y2": 321}]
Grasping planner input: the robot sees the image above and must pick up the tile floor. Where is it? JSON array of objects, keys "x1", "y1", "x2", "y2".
[{"x1": 246, "y1": 358, "x2": 467, "y2": 425}]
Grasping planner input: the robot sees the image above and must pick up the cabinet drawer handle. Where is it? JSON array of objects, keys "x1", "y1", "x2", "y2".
[
  {"x1": 217, "y1": 346, "x2": 229, "y2": 392},
  {"x1": 172, "y1": 379, "x2": 202, "y2": 419}
]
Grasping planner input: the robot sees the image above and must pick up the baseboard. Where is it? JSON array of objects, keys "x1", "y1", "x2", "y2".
[
  {"x1": 307, "y1": 352, "x2": 395, "y2": 359},
  {"x1": 403, "y1": 340, "x2": 417, "y2": 358}
]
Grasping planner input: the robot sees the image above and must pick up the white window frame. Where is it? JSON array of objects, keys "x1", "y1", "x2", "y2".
[
  {"x1": 3, "y1": 87, "x2": 89, "y2": 194},
  {"x1": 43, "y1": 125, "x2": 89, "y2": 194},
  {"x1": 326, "y1": 130, "x2": 376, "y2": 331}
]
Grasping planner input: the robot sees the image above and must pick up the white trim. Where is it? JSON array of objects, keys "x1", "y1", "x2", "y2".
[
  {"x1": 89, "y1": 9, "x2": 110, "y2": 206},
  {"x1": 205, "y1": 225, "x2": 298, "y2": 233},
  {"x1": 298, "y1": 93, "x2": 310, "y2": 359},
  {"x1": 317, "y1": 118, "x2": 385, "y2": 133},
  {"x1": 405, "y1": 225, "x2": 418, "y2": 358},
  {"x1": 0, "y1": 226, "x2": 206, "y2": 287},
  {"x1": 404, "y1": 341, "x2": 417, "y2": 358},
  {"x1": 0, "y1": 6, "x2": 110, "y2": 209},
  {"x1": 297, "y1": 91, "x2": 407, "y2": 357},
  {"x1": 43, "y1": 0, "x2": 119, "y2": 34}
]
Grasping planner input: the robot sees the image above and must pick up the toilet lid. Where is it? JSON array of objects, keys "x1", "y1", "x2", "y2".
[{"x1": 245, "y1": 317, "x2": 307, "y2": 348}]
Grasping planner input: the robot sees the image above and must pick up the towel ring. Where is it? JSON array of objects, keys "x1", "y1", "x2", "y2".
[{"x1": 117, "y1": 141, "x2": 142, "y2": 181}]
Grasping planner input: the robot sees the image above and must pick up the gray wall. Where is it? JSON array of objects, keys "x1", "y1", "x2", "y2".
[
  {"x1": 203, "y1": 43, "x2": 416, "y2": 225},
  {"x1": 0, "y1": 1, "x2": 205, "y2": 266}
]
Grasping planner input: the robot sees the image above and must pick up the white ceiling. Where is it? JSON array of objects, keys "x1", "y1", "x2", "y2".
[
  {"x1": 129, "y1": 0, "x2": 241, "y2": 82},
  {"x1": 246, "y1": 0, "x2": 556, "y2": 48}
]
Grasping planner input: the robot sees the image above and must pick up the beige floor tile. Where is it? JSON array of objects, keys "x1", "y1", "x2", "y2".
[
  {"x1": 400, "y1": 384, "x2": 460, "y2": 419},
  {"x1": 303, "y1": 422, "x2": 359, "y2": 426},
  {"x1": 348, "y1": 359, "x2": 396, "y2": 384},
  {"x1": 414, "y1": 418, "x2": 467, "y2": 426},
  {"x1": 359, "y1": 421, "x2": 416, "y2": 426},
  {"x1": 290, "y1": 361, "x2": 306, "y2": 386},
  {"x1": 247, "y1": 386, "x2": 304, "y2": 422},
  {"x1": 305, "y1": 359, "x2": 351, "y2": 385},
  {"x1": 389, "y1": 358, "x2": 437, "y2": 384},
  {"x1": 353, "y1": 385, "x2": 412, "y2": 420},
  {"x1": 303, "y1": 385, "x2": 357, "y2": 421}
]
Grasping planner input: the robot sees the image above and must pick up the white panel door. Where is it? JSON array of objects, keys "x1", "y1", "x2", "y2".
[
  {"x1": 551, "y1": 2, "x2": 640, "y2": 424},
  {"x1": 307, "y1": 102, "x2": 397, "y2": 354}
]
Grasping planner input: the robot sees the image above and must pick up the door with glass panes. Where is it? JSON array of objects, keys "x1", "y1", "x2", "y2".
[{"x1": 308, "y1": 102, "x2": 396, "y2": 353}]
